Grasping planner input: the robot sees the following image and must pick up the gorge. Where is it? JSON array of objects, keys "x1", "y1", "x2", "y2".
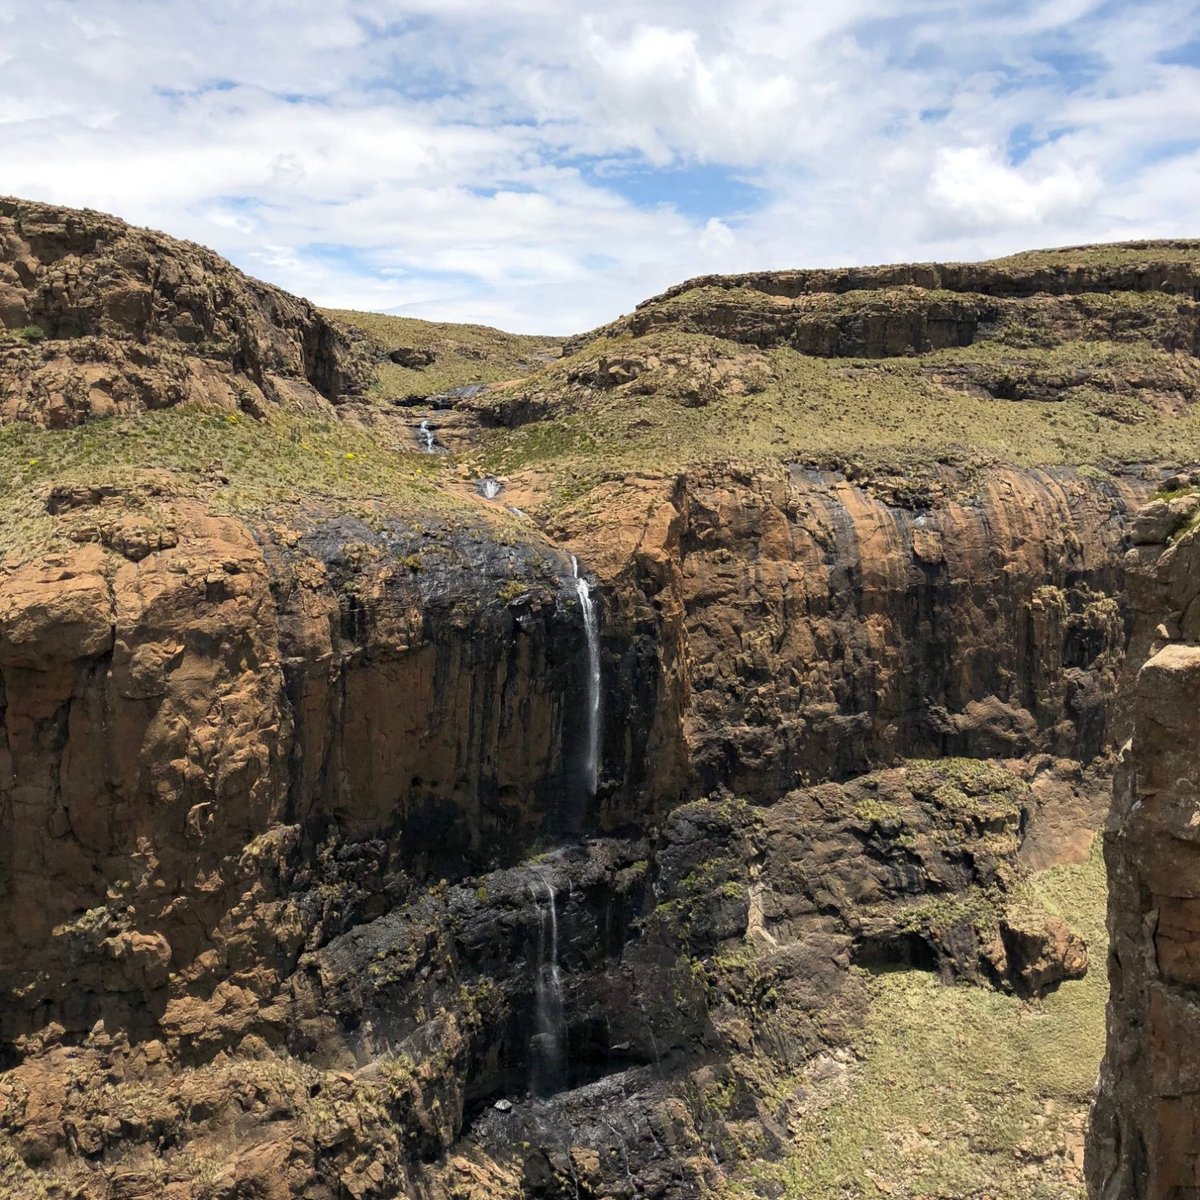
[{"x1": 1, "y1": 197, "x2": 1199, "y2": 1199}]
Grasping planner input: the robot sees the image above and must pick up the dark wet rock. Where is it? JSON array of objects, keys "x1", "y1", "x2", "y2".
[{"x1": 389, "y1": 346, "x2": 437, "y2": 368}]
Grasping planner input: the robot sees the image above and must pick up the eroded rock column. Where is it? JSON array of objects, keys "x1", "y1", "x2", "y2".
[{"x1": 1089, "y1": 484, "x2": 1200, "y2": 1200}]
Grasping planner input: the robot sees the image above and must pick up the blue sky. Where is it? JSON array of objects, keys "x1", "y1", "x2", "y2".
[{"x1": 1, "y1": 0, "x2": 1198, "y2": 331}]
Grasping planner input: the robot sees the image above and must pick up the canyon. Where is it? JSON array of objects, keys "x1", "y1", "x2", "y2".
[{"x1": 1, "y1": 198, "x2": 1199, "y2": 1198}]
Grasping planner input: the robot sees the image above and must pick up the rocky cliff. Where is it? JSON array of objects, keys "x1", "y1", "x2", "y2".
[
  {"x1": 1, "y1": 202, "x2": 1198, "y2": 1199},
  {"x1": 1088, "y1": 476, "x2": 1200, "y2": 1200},
  {"x1": 0, "y1": 197, "x2": 380, "y2": 426}
]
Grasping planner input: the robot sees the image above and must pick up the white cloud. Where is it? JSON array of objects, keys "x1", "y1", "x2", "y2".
[
  {"x1": 699, "y1": 218, "x2": 736, "y2": 254},
  {"x1": 927, "y1": 146, "x2": 1100, "y2": 232},
  {"x1": 570, "y1": 19, "x2": 803, "y2": 166},
  {"x1": 0, "y1": 0, "x2": 1198, "y2": 331}
]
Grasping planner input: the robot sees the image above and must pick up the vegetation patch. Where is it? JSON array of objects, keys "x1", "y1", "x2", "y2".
[
  {"x1": 472, "y1": 326, "x2": 1200, "y2": 510},
  {"x1": 0, "y1": 408, "x2": 490, "y2": 558},
  {"x1": 990, "y1": 240, "x2": 1200, "y2": 269},
  {"x1": 325, "y1": 308, "x2": 561, "y2": 402},
  {"x1": 731, "y1": 842, "x2": 1107, "y2": 1200}
]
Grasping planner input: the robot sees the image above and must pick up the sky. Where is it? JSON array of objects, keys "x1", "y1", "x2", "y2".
[{"x1": 1, "y1": 0, "x2": 1198, "y2": 333}]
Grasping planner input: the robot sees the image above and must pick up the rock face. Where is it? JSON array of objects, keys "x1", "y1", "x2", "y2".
[
  {"x1": 0, "y1": 196, "x2": 371, "y2": 424},
  {"x1": 578, "y1": 463, "x2": 1140, "y2": 810},
  {"x1": 0, "y1": 202, "x2": 1192, "y2": 1198},
  {"x1": 758, "y1": 757, "x2": 1092, "y2": 995},
  {"x1": 1088, "y1": 478, "x2": 1200, "y2": 1200},
  {"x1": 0, "y1": 499, "x2": 609, "y2": 1050},
  {"x1": 0, "y1": 759, "x2": 1098, "y2": 1200},
  {"x1": 616, "y1": 284, "x2": 1200, "y2": 362},
  {"x1": 0, "y1": 462, "x2": 1135, "y2": 1198},
  {"x1": 0, "y1": 458, "x2": 1134, "y2": 1051}
]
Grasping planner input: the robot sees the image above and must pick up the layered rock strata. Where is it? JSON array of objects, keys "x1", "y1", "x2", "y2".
[
  {"x1": 574, "y1": 461, "x2": 1143, "y2": 808},
  {"x1": 561, "y1": 242, "x2": 1200, "y2": 362},
  {"x1": 0, "y1": 455, "x2": 1142, "y2": 1198}
]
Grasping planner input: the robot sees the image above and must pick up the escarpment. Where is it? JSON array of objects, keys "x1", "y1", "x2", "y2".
[
  {"x1": 656, "y1": 241, "x2": 1200, "y2": 302},
  {"x1": 561, "y1": 241, "x2": 1200, "y2": 364},
  {"x1": 574, "y1": 463, "x2": 1141, "y2": 808},
  {"x1": 1, "y1": 203, "x2": 1199, "y2": 1199}
]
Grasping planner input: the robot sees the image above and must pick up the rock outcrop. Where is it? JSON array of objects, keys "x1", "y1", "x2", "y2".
[
  {"x1": 648, "y1": 242, "x2": 1200, "y2": 309},
  {"x1": 573, "y1": 463, "x2": 1141, "y2": 812},
  {"x1": 0, "y1": 755, "x2": 1100, "y2": 1200},
  {"x1": 0, "y1": 196, "x2": 372, "y2": 425},
  {"x1": 1088, "y1": 476, "x2": 1200, "y2": 1200},
  {"x1": 562, "y1": 241, "x2": 1200, "y2": 358}
]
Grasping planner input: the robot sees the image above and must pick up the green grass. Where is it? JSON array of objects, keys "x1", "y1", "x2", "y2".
[
  {"x1": 7, "y1": 264, "x2": 1195, "y2": 529},
  {"x1": 0, "y1": 407, "x2": 485, "y2": 558},
  {"x1": 324, "y1": 308, "x2": 561, "y2": 401},
  {"x1": 0, "y1": 325, "x2": 45, "y2": 343},
  {"x1": 737, "y1": 843, "x2": 1107, "y2": 1200},
  {"x1": 474, "y1": 329, "x2": 1200, "y2": 506},
  {"x1": 940, "y1": 332, "x2": 1195, "y2": 372},
  {"x1": 0, "y1": 1142, "x2": 50, "y2": 1200},
  {"x1": 989, "y1": 240, "x2": 1200, "y2": 269}
]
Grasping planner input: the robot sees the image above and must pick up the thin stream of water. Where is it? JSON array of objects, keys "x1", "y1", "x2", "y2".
[
  {"x1": 530, "y1": 874, "x2": 566, "y2": 1096},
  {"x1": 570, "y1": 555, "x2": 601, "y2": 798}
]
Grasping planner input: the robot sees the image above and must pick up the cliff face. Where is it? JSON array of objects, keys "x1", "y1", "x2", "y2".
[
  {"x1": 576, "y1": 463, "x2": 1140, "y2": 809},
  {"x1": 1088, "y1": 478, "x2": 1200, "y2": 1200},
  {"x1": 0, "y1": 456, "x2": 1138, "y2": 1047},
  {"x1": 652, "y1": 242, "x2": 1200, "y2": 302},
  {"x1": 566, "y1": 241, "x2": 1200, "y2": 361},
  {"x1": 0, "y1": 467, "x2": 1141, "y2": 1200},
  {"x1": 0, "y1": 204, "x2": 1197, "y2": 1199}
]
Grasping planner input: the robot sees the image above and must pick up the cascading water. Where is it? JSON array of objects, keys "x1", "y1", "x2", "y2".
[
  {"x1": 476, "y1": 476, "x2": 502, "y2": 500},
  {"x1": 416, "y1": 419, "x2": 446, "y2": 454},
  {"x1": 529, "y1": 874, "x2": 566, "y2": 1097},
  {"x1": 570, "y1": 555, "x2": 602, "y2": 798}
]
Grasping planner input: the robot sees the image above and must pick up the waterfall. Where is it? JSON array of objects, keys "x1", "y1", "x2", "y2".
[
  {"x1": 416, "y1": 419, "x2": 446, "y2": 454},
  {"x1": 570, "y1": 555, "x2": 602, "y2": 798},
  {"x1": 529, "y1": 874, "x2": 566, "y2": 1097},
  {"x1": 477, "y1": 476, "x2": 502, "y2": 500}
]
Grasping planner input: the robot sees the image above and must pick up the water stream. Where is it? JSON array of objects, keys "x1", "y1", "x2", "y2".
[
  {"x1": 416, "y1": 419, "x2": 447, "y2": 454},
  {"x1": 570, "y1": 555, "x2": 602, "y2": 798},
  {"x1": 529, "y1": 874, "x2": 566, "y2": 1096}
]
